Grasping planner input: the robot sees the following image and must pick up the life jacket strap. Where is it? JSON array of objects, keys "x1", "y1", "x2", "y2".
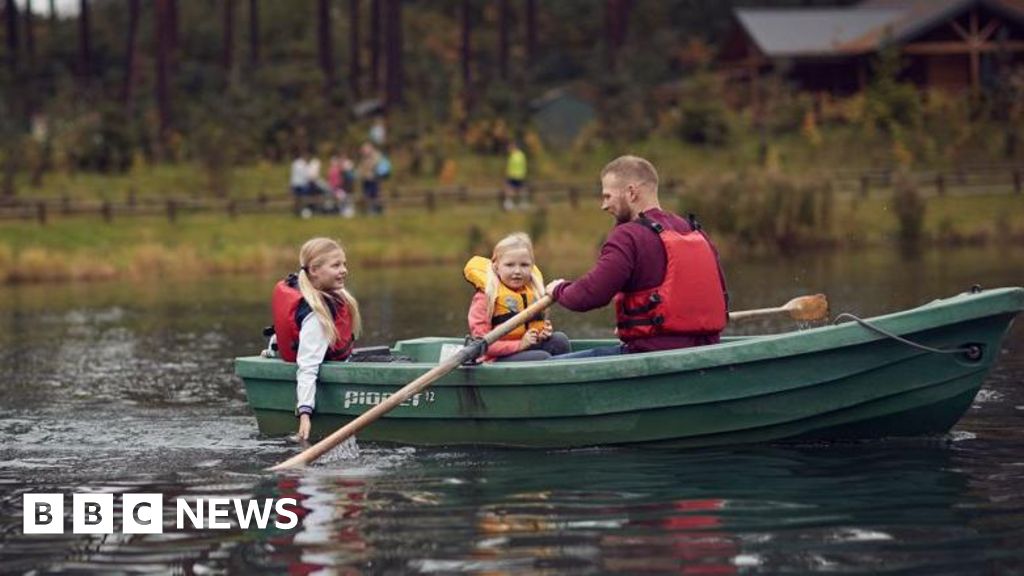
[
  {"x1": 620, "y1": 292, "x2": 662, "y2": 316},
  {"x1": 617, "y1": 315, "x2": 665, "y2": 329},
  {"x1": 491, "y1": 311, "x2": 544, "y2": 326}
]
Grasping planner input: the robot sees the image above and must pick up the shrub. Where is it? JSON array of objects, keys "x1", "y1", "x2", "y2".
[{"x1": 892, "y1": 174, "x2": 925, "y2": 247}]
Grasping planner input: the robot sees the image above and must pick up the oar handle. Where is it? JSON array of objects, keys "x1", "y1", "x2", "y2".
[
  {"x1": 727, "y1": 306, "x2": 785, "y2": 322},
  {"x1": 269, "y1": 295, "x2": 555, "y2": 471}
]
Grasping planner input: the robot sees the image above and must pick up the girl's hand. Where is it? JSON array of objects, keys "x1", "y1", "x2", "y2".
[
  {"x1": 519, "y1": 329, "x2": 540, "y2": 351},
  {"x1": 297, "y1": 413, "x2": 312, "y2": 441},
  {"x1": 538, "y1": 321, "x2": 554, "y2": 341}
]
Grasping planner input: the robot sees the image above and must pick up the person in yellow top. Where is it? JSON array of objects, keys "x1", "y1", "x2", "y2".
[
  {"x1": 503, "y1": 141, "x2": 528, "y2": 211},
  {"x1": 465, "y1": 232, "x2": 570, "y2": 362}
]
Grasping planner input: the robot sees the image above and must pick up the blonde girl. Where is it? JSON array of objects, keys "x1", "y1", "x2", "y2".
[
  {"x1": 270, "y1": 237, "x2": 362, "y2": 440},
  {"x1": 464, "y1": 232, "x2": 570, "y2": 362}
]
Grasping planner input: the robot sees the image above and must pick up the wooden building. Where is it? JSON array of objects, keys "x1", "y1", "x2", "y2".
[{"x1": 719, "y1": 0, "x2": 1024, "y2": 97}]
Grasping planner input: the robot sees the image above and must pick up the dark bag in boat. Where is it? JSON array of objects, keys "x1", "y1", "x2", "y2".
[{"x1": 347, "y1": 345, "x2": 414, "y2": 363}]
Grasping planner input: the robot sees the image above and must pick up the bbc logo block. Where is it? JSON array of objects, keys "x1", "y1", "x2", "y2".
[
  {"x1": 22, "y1": 493, "x2": 299, "y2": 534},
  {"x1": 23, "y1": 494, "x2": 64, "y2": 534}
]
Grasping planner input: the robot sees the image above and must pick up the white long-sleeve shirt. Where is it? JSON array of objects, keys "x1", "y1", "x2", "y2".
[
  {"x1": 295, "y1": 313, "x2": 331, "y2": 413},
  {"x1": 290, "y1": 158, "x2": 309, "y2": 188}
]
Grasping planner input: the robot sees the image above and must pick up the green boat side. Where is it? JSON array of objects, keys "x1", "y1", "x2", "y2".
[{"x1": 235, "y1": 287, "x2": 1024, "y2": 447}]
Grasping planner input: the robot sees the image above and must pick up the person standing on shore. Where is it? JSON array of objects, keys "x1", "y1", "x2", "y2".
[
  {"x1": 358, "y1": 143, "x2": 384, "y2": 215},
  {"x1": 503, "y1": 141, "x2": 528, "y2": 211}
]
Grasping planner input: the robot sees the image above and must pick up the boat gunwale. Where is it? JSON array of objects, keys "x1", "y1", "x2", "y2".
[{"x1": 235, "y1": 287, "x2": 1024, "y2": 386}]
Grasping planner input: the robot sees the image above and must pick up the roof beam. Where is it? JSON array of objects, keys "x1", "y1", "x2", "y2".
[
  {"x1": 977, "y1": 18, "x2": 1001, "y2": 43},
  {"x1": 902, "y1": 41, "x2": 1024, "y2": 54},
  {"x1": 951, "y1": 19, "x2": 970, "y2": 41}
]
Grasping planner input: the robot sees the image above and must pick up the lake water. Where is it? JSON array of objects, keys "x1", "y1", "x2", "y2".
[{"x1": 1, "y1": 246, "x2": 1023, "y2": 574}]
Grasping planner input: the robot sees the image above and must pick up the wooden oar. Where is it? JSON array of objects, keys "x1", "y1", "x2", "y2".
[
  {"x1": 269, "y1": 294, "x2": 556, "y2": 471},
  {"x1": 727, "y1": 294, "x2": 829, "y2": 323}
]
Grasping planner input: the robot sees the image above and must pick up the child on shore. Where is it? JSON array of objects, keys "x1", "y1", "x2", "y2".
[
  {"x1": 464, "y1": 232, "x2": 570, "y2": 362},
  {"x1": 270, "y1": 237, "x2": 362, "y2": 440}
]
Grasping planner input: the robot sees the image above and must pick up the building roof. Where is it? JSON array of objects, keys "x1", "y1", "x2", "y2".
[
  {"x1": 735, "y1": 8, "x2": 904, "y2": 57},
  {"x1": 734, "y1": 0, "x2": 1024, "y2": 58}
]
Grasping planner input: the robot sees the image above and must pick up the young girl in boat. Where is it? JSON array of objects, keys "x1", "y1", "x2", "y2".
[
  {"x1": 465, "y1": 232, "x2": 570, "y2": 361},
  {"x1": 269, "y1": 237, "x2": 362, "y2": 440}
]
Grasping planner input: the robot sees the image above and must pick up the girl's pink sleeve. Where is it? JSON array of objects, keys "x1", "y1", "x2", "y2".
[{"x1": 467, "y1": 291, "x2": 520, "y2": 358}]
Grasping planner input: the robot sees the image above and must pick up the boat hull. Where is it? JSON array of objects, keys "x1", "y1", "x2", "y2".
[{"x1": 236, "y1": 288, "x2": 1023, "y2": 448}]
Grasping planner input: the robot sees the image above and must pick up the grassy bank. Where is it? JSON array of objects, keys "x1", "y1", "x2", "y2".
[{"x1": 1, "y1": 191, "x2": 1022, "y2": 284}]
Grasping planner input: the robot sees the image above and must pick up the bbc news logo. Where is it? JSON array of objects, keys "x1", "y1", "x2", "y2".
[{"x1": 23, "y1": 493, "x2": 299, "y2": 534}]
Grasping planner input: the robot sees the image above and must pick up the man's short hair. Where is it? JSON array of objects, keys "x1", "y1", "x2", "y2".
[{"x1": 600, "y1": 155, "x2": 659, "y2": 190}]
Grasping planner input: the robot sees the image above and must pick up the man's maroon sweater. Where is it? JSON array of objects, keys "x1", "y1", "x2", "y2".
[{"x1": 551, "y1": 208, "x2": 726, "y2": 353}]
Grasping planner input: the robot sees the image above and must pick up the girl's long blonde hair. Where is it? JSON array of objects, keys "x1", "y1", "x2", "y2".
[
  {"x1": 485, "y1": 232, "x2": 545, "y2": 318},
  {"x1": 296, "y1": 237, "x2": 362, "y2": 343}
]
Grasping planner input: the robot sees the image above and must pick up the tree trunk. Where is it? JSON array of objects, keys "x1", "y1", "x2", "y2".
[
  {"x1": 349, "y1": 0, "x2": 360, "y2": 97},
  {"x1": 369, "y1": 0, "x2": 380, "y2": 92},
  {"x1": 384, "y1": 0, "x2": 401, "y2": 107},
  {"x1": 6, "y1": 0, "x2": 19, "y2": 74},
  {"x1": 461, "y1": 0, "x2": 471, "y2": 105},
  {"x1": 155, "y1": 0, "x2": 173, "y2": 148},
  {"x1": 25, "y1": 0, "x2": 34, "y2": 69},
  {"x1": 604, "y1": 0, "x2": 631, "y2": 70},
  {"x1": 248, "y1": 0, "x2": 259, "y2": 66},
  {"x1": 498, "y1": 0, "x2": 508, "y2": 80},
  {"x1": 79, "y1": 0, "x2": 91, "y2": 81},
  {"x1": 2, "y1": 139, "x2": 15, "y2": 198},
  {"x1": 525, "y1": 0, "x2": 536, "y2": 63},
  {"x1": 49, "y1": 0, "x2": 55, "y2": 26},
  {"x1": 1, "y1": 0, "x2": 18, "y2": 199},
  {"x1": 223, "y1": 0, "x2": 235, "y2": 72},
  {"x1": 317, "y1": 0, "x2": 334, "y2": 96},
  {"x1": 168, "y1": 0, "x2": 178, "y2": 74},
  {"x1": 122, "y1": 0, "x2": 140, "y2": 106}
]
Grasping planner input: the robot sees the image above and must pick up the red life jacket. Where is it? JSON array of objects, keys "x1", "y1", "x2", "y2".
[
  {"x1": 271, "y1": 275, "x2": 354, "y2": 363},
  {"x1": 614, "y1": 217, "x2": 727, "y2": 342}
]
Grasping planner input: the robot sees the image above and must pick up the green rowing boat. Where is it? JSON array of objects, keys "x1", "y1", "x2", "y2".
[{"x1": 235, "y1": 287, "x2": 1023, "y2": 448}]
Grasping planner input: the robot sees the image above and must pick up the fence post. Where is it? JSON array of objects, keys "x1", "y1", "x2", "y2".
[
  {"x1": 426, "y1": 190, "x2": 436, "y2": 212},
  {"x1": 127, "y1": 188, "x2": 137, "y2": 210},
  {"x1": 61, "y1": 195, "x2": 71, "y2": 215},
  {"x1": 935, "y1": 174, "x2": 945, "y2": 196},
  {"x1": 101, "y1": 201, "x2": 113, "y2": 223},
  {"x1": 1014, "y1": 169, "x2": 1022, "y2": 194},
  {"x1": 258, "y1": 192, "x2": 267, "y2": 210},
  {"x1": 36, "y1": 201, "x2": 47, "y2": 225},
  {"x1": 166, "y1": 199, "x2": 177, "y2": 222},
  {"x1": 569, "y1": 186, "x2": 579, "y2": 208},
  {"x1": 458, "y1": 186, "x2": 468, "y2": 203},
  {"x1": 859, "y1": 174, "x2": 869, "y2": 198}
]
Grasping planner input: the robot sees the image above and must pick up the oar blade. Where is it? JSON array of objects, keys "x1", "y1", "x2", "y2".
[{"x1": 784, "y1": 293, "x2": 829, "y2": 321}]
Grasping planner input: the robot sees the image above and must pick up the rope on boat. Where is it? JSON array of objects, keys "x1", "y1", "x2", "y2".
[{"x1": 832, "y1": 313, "x2": 983, "y2": 360}]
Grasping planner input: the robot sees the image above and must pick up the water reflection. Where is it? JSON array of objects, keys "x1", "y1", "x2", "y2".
[{"x1": 228, "y1": 444, "x2": 984, "y2": 574}]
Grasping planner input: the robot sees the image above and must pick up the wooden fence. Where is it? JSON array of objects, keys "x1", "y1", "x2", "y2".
[{"x1": 0, "y1": 165, "x2": 1020, "y2": 224}]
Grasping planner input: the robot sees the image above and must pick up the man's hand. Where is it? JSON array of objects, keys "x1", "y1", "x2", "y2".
[
  {"x1": 297, "y1": 413, "x2": 312, "y2": 441},
  {"x1": 546, "y1": 279, "x2": 564, "y2": 294}
]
